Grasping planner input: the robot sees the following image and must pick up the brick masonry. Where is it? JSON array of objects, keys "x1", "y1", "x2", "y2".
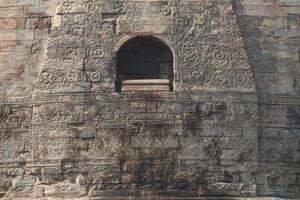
[
  {"x1": 0, "y1": 0, "x2": 57, "y2": 97},
  {"x1": 0, "y1": 0, "x2": 299, "y2": 199}
]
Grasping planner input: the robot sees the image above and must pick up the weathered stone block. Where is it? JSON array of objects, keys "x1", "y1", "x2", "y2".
[{"x1": 0, "y1": 0, "x2": 299, "y2": 199}]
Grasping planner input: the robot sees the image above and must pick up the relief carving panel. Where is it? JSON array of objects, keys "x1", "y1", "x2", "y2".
[{"x1": 0, "y1": 0, "x2": 261, "y2": 199}]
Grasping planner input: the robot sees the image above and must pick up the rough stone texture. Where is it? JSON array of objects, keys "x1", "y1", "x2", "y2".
[
  {"x1": 0, "y1": 0, "x2": 57, "y2": 97},
  {"x1": 0, "y1": 0, "x2": 299, "y2": 199}
]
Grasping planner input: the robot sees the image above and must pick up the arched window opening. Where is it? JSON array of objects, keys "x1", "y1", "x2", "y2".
[{"x1": 116, "y1": 36, "x2": 174, "y2": 92}]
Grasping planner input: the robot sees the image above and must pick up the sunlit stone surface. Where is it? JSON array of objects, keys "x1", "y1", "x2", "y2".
[{"x1": 0, "y1": 0, "x2": 299, "y2": 199}]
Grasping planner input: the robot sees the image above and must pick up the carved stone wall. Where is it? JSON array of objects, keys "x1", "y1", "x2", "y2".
[{"x1": 0, "y1": 0, "x2": 299, "y2": 199}]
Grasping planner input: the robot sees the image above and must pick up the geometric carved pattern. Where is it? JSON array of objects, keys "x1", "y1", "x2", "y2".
[{"x1": 0, "y1": 0, "x2": 261, "y2": 199}]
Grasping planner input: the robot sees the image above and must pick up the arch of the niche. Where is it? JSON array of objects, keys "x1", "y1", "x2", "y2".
[{"x1": 114, "y1": 34, "x2": 177, "y2": 92}]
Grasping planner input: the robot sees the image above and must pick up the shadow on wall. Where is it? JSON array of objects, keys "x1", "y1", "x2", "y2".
[{"x1": 234, "y1": 0, "x2": 300, "y2": 96}]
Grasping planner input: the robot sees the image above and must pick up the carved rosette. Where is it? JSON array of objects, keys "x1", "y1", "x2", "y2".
[{"x1": 0, "y1": 0, "x2": 260, "y2": 199}]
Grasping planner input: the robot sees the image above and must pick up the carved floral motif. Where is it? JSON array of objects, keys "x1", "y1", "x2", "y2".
[{"x1": 0, "y1": 0, "x2": 260, "y2": 198}]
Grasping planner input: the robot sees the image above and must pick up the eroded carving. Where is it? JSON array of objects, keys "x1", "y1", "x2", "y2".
[{"x1": 0, "y1": 0, "x2": 263, "y2": 199}]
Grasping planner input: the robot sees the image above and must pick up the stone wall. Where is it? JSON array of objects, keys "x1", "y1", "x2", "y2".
[
  {"x1": 0, "y1": 0, "x2": 58, "y2": 97},
  {"x1": 0, "y1": 0, "x2": 299, "y2": 199},
  {"x1": 235, "y1": 1, "x2": 300, "y2": 198},
  {"x1": 0, "y1": 1, "x2": 299, "y2": 96}
]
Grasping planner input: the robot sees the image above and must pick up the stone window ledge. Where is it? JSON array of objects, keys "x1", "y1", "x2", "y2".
[{"x1": 121, "y1": 79, "x2": 171, "y2": 92}]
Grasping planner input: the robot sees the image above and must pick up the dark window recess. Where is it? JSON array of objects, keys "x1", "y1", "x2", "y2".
[{"x1": 116, "y1": 36, "x2": 174, "y2": 92}]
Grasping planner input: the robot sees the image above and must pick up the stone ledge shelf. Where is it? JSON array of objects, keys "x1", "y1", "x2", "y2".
[
  {"x1": 121, "y1": 79, "x2": 171, "y2": 92},
  {"x1": 1, "y1": 197, "x2": 293, "y2": 200}
]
